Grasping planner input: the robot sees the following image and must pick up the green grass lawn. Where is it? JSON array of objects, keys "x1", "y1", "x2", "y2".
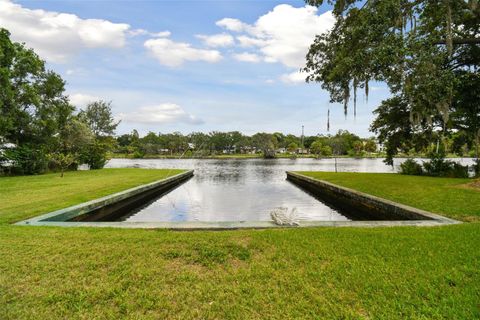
[
  {"x1": 298, "y1": 172, "x2": 480, "y2": 222},
  {"x1": 1, "y1": 169, "x2": 479, "y2": 319},
  {"x1": 0, "y1": 168, "x2": 185, "y2": 224}
]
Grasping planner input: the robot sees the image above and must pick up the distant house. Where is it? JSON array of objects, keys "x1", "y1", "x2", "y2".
[
  {"x1": 0, "y1": 142, "x2": 16, "y2": 167},
  {"x1": 376, "y1": 142, "x2": 385, "y2": 152},
  {"x1": 222, "y1": 146, "x2": 236, "y2": 154},
  {"x1": 296, "y1": 148, "x2": 309, "y2": 154},
  {"x1": 276, "y1": 148, "x2": 287, "y2": 154}
]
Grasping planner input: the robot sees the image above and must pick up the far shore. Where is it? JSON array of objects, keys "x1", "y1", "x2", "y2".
[{"x1": 108, "y1": 153, "x2": 474, "y2": 160}]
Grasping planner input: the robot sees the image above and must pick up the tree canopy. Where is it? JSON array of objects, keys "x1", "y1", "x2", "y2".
[
  {"x1": 0, "y1": 28, "x2": 118, "y2": 174},
  {"x1": 304, "y1": 0, "x2": 479, "y2": 164}
]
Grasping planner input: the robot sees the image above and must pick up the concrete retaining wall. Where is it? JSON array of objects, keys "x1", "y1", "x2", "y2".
[
  {"x1": 286, "y1": 171, "x2": 459, "y2": 223},
  {"x1": 18, "y1": 170, "x2": 194, "y2": 224}
]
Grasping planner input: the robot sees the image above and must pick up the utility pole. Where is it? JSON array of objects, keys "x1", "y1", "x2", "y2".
[{"x1": 301, "y1": 125, "x2": 304, "y2": 150}]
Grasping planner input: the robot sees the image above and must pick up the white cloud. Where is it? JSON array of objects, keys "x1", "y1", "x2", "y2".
[
  {"x1": 69, "y1": 93, "x2": 101, "y2": 107},
  {"x1": 233, "y1": 52, "x2": 261, "y2": 63},
  {"x1": 128, "y1": 28, "x2": 146, "y2": 36},
  {"x1": 151, "y1": 31, "x2": 171, "y2": 38},
  {"x1": 196, "y1": 33, "x2": 234, "y2": 47},
  {"x1": 217, "y1": 5, "x2": 335, "y2": 68},
  {"x1": 237, "y1": 35, "x2": 267, "y2": 47},
  {"x1": 0, "y1": 0, "x2": 130, "y2": 63},
  {"x1": 281, "y1": 71, "x2": 307, "y2": 84},
  {"x1": 130, "y1": 29, "x2": 171, "y2": 38},
  {"x1": 144, "y1": 37, "x2": 222, "y2": 67},
  {"x1": 118, "y1": 104, "x2": 203, "y2": 125},
  {"x1": 215, "y1": 18, "x2": 249, "y2": 32}
]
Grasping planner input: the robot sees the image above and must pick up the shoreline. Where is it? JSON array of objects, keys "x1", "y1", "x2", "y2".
[{"x1": 108, "y1": 154, "x2": 475, "y2": 160}]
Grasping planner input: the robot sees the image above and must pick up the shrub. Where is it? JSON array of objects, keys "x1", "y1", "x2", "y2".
[
  {"x1": 400, "y1": 159, "x2": 423, "y2": 175},
  {"x1": 451, "y1": 163, "x2": 469, "y2": 178},
  {"x1": 80, "y1": 142, "x2": 108, "y2": 169},
  {"x1": 3, "y1": 145, "x2": 48, "y2": 175},
  {"x1": 422, "y1": 150, "x2": 469, "y2": 178},
  {"x1": 473, "y1": 159, "x2": 480, "y2": 178},
  {"x1": 320, "y1": 145, "x2": 333, "y2": 157},
  {"x1": 423, "y1": 149, "x2": 453, "y2": 177},
  {"x1": 132, "y1": 150, "x2": 145, "y2": 159}
]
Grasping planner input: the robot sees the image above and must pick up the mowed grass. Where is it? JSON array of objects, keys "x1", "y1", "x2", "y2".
[
  {"x1": 0, "y1": 168, "x2": 185, "y2": 224},
  {"x1": 298, "y1": 171, "x2": 480, "y2": 221},
  {"x1": 0, "y1": 169, "x2": 479, "y2": 319}
]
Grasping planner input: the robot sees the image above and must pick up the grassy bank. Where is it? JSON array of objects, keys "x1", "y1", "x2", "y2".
[
  {"x1": 298, "y1": 172, "x2": 480, "y2": 222},
  {"x1": 1, "y1": 170, "x2": 479, "y2": 319},
  {"x1": 0, "y1": 168, "x2": 185, "y2": 224}
]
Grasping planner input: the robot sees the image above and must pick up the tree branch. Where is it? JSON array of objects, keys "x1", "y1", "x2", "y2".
[{"x1": 434, "y1": 38, "x2": 480, "y2": 45}]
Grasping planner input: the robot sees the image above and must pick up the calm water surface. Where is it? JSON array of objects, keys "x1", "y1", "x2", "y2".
[{"x1": 105, "y1": 158, "x2": 474, "y2": 222}]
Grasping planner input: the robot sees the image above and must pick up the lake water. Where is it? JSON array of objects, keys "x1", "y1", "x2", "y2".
[{"x1": 105, "y1": 158, "x2": 474, "y2": 222}]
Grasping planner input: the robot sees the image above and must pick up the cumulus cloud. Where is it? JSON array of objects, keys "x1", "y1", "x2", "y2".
[
  {"x1": 0, "y1": 0, "x2": 131, "y2": 63},
  {"x1": 130, "y1": 29, "x2": 171, "y2": 38},
  {"x1": 215, "y1": 18, "x2": 249, "y2": 32},
  {"x1": 218, "y1": 5, "x2": 335, "y2": 68},
  {"x1": 236, "y1": 35, "x2": 267, "y2": 47},
  {"x1": 151, "y1": 31, "x2": 171, "y2": 38},
  {"x1": 233, "y1": 52, "x2": 261, "y2": 63},
  {"x1": 280, "y1": 71, "x2": 307, "y2": 84},
  {"x1": 196, "y1": 33, "x2": 234, "y2": 47},
  {"x1": 69, "y1": 93, "x2": 101, "y2": 107},
  {"x1": 118, "y1": 104, "x2": 203, "y2": 125},
  {"x1": 144, "y1": 37, "x2": 222, "y2": 67}
]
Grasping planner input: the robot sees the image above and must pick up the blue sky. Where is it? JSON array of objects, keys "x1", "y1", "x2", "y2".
[{"x1": 2, "y1": 0, "x2": 390, "y2": 137}]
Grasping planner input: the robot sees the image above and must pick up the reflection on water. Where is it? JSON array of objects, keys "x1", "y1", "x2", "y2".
[{"x1": 105, "y1": 157, "x2": 474, "y2": 222}]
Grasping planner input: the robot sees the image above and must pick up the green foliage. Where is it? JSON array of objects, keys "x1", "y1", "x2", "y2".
[
  {"x1": 0, "y1": 28, "x2": 116, "y2": 176},
  {"x1": 371, "y1": 96, "x2": 434, "y2": 165},
  {"x1": 422, "y1": 148, "x2": 469, "y2": 178},
  {"x1": 251, "y1": 132, "x2": 278, "y2": 158},
  {"x1": 79, "y1": 140, "x2": 110, "y2": 170},
  {"x1": 450, "y1": 71, "x2": 480, "y2": 158},
  {"x1": 111, "y1": 130, "x2": 381, "y2": 159},
  {"x1": 474, "y1": 159, "x2": 480, "y2": 178},
  {"x1": 400, "y1": 159, "x2": 423, "y2": 176},
  {"x1": 309, "y1": 140, "x2": 322, "y2": 155},
  {"x1": 364, "y1": 139, "x2": 377, "y2": 153},
  {"x1": 0, "y1": 28, "x2": 78, "y2": 175},
  {"x1": 287, "y1": 142, "x2": 298, "y2": 153},
  {"x1": 78, "y1": 101, "x2": 119, "y2": 137},
  {"x1": 320, "y1": 145, "x2": 333, "y2": 156},
  {"x1": 305, "y1": 0, "x2": 480, "y2": 163},
  {"x1": 3, "y1": 144, "x2": 49, "y2": 175},
  {"x1": 48, "y1": 153, "x2": 76, "y2": 177},
  {"x1": 132, "y1": 150, "x2": 145, "y2": 159}
]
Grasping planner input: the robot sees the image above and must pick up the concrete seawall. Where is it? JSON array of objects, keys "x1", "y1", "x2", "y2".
[
  {"x1": 17, "y1": 170, "x2": 194, "y2": 224},
  {"x1": 286, "y1": 171, "x2": 459, "y2": 224}
]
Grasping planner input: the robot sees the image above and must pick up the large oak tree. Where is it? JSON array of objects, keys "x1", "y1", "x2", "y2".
[{"x1": 304, "y1": 0, "x2": 479, "y2": 164}]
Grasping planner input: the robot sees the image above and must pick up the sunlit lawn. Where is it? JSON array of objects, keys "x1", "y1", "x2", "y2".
[
  {"x1": 298, "y1": 171, "x2": 480, "y2": 221},
  {"x1": 0, "y1": 169, "x2": 479, "y2": 319}
]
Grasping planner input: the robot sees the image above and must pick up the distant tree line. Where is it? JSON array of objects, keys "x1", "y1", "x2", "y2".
[
  {"x1": 114, "y1": 129, "x2": 379, "y2": 158},
  {"x1": 114, "y1": 128, "x2": 480, "y2": 160}
]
